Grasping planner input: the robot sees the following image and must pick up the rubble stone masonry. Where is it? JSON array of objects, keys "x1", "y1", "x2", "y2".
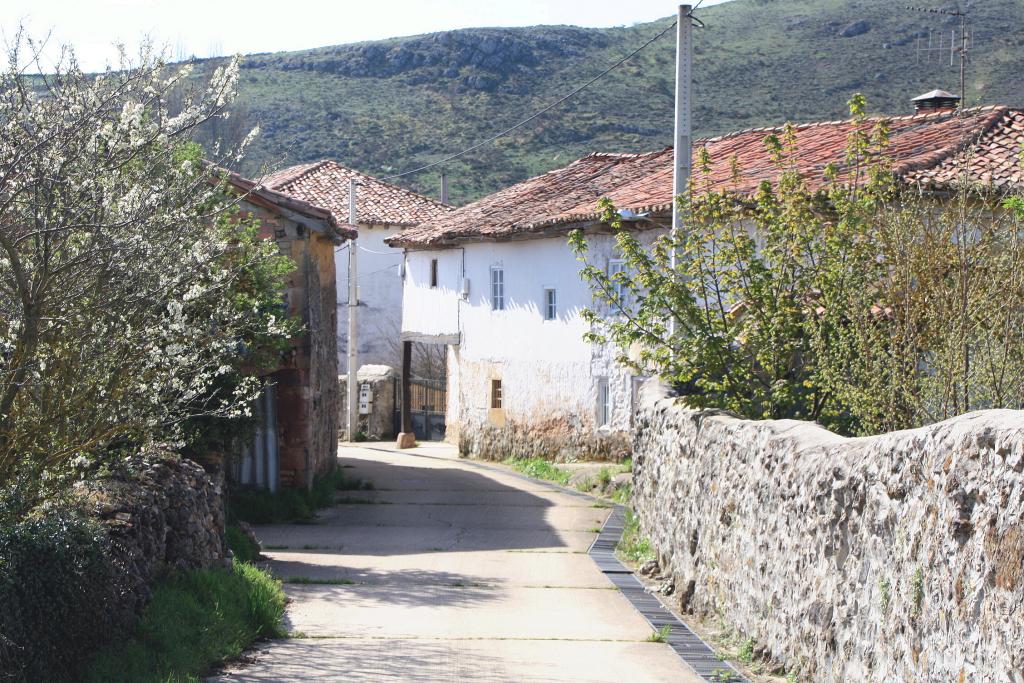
[{"x1": 632, "y1": 381, "x2": 1024, "y2": 682}]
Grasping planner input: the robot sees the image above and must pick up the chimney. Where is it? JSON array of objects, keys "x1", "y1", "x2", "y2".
[{"x1": 912, "y1": 89, "x2": 961, "y2": 113}]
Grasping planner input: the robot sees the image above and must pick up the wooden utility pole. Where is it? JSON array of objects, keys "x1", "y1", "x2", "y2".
[{"x1": 397, "y1": 340, "x2": 415, "y2": 448}]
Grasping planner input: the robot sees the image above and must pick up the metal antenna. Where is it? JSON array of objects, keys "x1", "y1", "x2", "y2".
[{"x1": 906, "y1": 3, "x2": 976, "y2": 107}]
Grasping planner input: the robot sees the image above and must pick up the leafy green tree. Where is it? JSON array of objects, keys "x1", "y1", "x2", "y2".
[{"x1": 572, "y1": 95, "x2": 1024, "y2": 435}]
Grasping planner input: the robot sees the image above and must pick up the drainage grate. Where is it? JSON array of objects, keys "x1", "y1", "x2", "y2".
[{"x1": 588, "y1": 506, "x2": 748, "y2": 683}]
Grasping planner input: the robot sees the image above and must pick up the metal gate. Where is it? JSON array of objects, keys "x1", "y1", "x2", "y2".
[
  {"x1": 394, "y1": 378, "x2": 447, "y2": 441},
  {"x1": 232, "y1": 383, "x2": 279, "y2": 492}
]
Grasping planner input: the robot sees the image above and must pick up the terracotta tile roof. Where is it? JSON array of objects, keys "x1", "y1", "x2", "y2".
[
  {"x1": 263, "y1": 160, "x2": 452, "y2": 227},
  {"x1": 391, "y1": 105, "x2": 1024, "y2": 248},
  {"x1": 217, "y1": 166, "x2": 357, "y2": 242}
]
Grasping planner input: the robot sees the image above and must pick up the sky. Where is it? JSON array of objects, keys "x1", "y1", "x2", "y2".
[{"x1": 2, "y1": 0, "x2": 733, "y2": 72}]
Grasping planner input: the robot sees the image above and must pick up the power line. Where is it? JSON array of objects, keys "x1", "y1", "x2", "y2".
[{"x1": 377, "y1": 19, "x2": 680, "y2": 181}]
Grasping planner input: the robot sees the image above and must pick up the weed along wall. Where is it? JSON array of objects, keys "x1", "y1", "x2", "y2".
[{"x1": 632, "y1": 381, "x2": 1024, "y2": 682}]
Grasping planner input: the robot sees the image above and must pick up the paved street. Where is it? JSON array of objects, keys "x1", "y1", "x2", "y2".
[{"x1": 214, "y1": 442, "x2": 699, "y2": 682}]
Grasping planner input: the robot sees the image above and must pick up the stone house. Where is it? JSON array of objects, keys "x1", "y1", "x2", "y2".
[
  {"x1": 223, "y1": 171, "x2": 357, "y2": 490},
  {"x1": 262, "y1": 161, "x2": 452, "y2": 373},
  {"x1": 389, "y1": 97, "x2": 1024, "y2": 461}
]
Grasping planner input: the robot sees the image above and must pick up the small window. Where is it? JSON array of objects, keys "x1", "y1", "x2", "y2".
[
  {"x1": 491, "y1": 379, "x2": 503, "y2": 409},
  {"x1": 491, "y1": 267, "x2": 505, "y2": 311},
  {"x1": 430, "y1": 259, "x2": 439, "y2": 288},
  {"x1": 608, "y1": 259, "x2": 627, "y2": 305},
  {"x1": 543, "y1": 288, "x2": 557, "y2": 321},
  {"x1": 597, "y1": 378, "x2": 610, "y2": 427}
]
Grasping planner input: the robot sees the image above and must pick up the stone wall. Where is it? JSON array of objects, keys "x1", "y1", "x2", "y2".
[
  {"x1": 632, "y1": 381, "x2": 1024, "y2": 682},
  {"x1": 458, "y1": 412, "x2": 631, "y2": 462},
  {"x1": 338, "y1": 364, "x2": 398, "y2": 440},
  {"x1": 72, "y1": 448, "x2": 227, "y2": 609}
]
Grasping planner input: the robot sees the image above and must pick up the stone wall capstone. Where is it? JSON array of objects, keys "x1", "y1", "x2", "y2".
[{"x1": 632, "y1": 380, "x2": 1024, "y2": 682}]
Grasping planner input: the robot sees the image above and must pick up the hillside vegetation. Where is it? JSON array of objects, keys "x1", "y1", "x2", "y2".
[{"x1": 218, "y1": 0, "x2": 1024, "y2": 203}]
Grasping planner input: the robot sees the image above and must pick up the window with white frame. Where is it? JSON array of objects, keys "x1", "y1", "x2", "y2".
[
  {"x1": 608, "y1": 258, "x2": 628, "y2": 308},
  {"x1": 597, "y1": 378, "x2": 610, "y2": 427},
  {"x1": 543, "y1": 287, "x2": 557, "y2": 320},
  {"x1": 490, "y1": 267, "x2": 505, "y2": 311}
]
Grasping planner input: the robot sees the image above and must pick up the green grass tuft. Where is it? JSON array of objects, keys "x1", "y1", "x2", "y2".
[
  {"x1": 646, "y1": 624, "x2": 671, "y2": 643},
  {"x1": 83, "y1": 562, "x2": 286, "y2": 682},
  {"x1": 225, "y1": 524, "x2": 261, "y2": 563},
  {"x1": 617, "y1": 509, "x2": 656, "y2": 565},
  {"x1": 503, "y1": 457, "x2": 571, "y2": 486}
]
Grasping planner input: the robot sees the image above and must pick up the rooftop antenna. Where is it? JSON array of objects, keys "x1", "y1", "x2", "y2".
[{"x1": 908, "y1": 2, "x2": 975, "y2": 109}]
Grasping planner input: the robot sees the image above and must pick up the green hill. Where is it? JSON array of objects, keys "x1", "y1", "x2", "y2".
[{"x1": 220, "y1": 0, "x2": 1024, "y2": 204}]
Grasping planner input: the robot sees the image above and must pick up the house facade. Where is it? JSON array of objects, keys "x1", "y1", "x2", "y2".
[
  {"x1": 391, "y1": 100, "x2": 1024, "y2": 460},
  {"x1": 224, "y1": 171, "x2": 356, "y2": 490},
  {"x1": 263, "y1": 161, "x2": 451, "y2": 373}
]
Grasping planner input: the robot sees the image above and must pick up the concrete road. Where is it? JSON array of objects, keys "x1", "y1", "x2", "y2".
[{"x1": 213, "y1": 442, "x2": 700, "y2": 682}]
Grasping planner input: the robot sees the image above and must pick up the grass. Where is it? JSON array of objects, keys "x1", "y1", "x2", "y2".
[
  {"x1": 617, "y1": 508, "x2": 656, "y2": 565},
  {"x1": 83, "y1": 562, "x2": 286, "y2": 682},
  {"x1": 225, "y1": 524, "x2": 261, "y2": 563},
  {"x1": 228, "y1": 467, "x2": 372, "y2": 524},
  {"x1": 610, "y1": 481, "x2": 633, "y2": 505},
  {"x1": 737, "y1": 636, "x2": 756, "y2": 663},
  {"x1": 646, "y1": 624, "x2": 671, "y2": 643},
  {"x1": 284, "y1": 576, "x2": 356, "y2": 585},
  {"x1": 503, "y1": 457, "x2": 571, "y2": 486}
]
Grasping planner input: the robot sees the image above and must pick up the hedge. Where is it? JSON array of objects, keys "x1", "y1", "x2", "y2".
[{"x1": 0, "y1": 507, "x2": 129, "y2": 682}]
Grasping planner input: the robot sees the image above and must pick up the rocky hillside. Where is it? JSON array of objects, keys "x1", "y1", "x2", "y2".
[{"x1": 216, "y1": 0, "x2": 1024, "y2": 204}]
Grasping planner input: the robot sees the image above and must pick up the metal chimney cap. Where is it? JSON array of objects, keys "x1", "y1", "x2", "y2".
[{"x1": 911, "y1": 89, "x2": 961, "y2": 102}]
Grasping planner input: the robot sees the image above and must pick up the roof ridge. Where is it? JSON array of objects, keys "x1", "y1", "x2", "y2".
[
  {"x1": 698, "y1": 105, "x2": 1013, "y2": 146},
  {"x1": 318, "y1": 160, "x2": 452, "y2": 209},
  {"x1": 578, "y1": 148, "x2": 672, "y2": 161},
  {"x1": 893, "y1": 107, "x2": 1012, "y2": 176},
  {"x1": 265, "y1": 159, "x2": 331, "y2": 190}
]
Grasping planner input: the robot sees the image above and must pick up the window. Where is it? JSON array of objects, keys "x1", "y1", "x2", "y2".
[
  {"x1": 490, "y1": 267, "x2": 505, "y2": 311},
  {"x1": 430, "y1": 259, "x2": 439, "y2": 288},
  {"x1": 597, "y1": 378, "x2": 610, "y2": 427},
  {"x1": 543, "y1": 288, "x2": 557, "y2": 320},
  {"x1": 608, "y1": 259, "x2": 627, "y2": 307},
  {"x1": 491, "y1": 379, "x2": 503, "y2": 409}
]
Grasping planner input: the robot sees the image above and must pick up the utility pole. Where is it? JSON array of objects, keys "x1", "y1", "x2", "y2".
[
  {"x1": 441, "y1": 169, "x2": 450, "y2": 205},
  {"x1": 958, "y1": 10, "x2": 967, "y2": 112},
  {"x1": 669, "y1": 4, "x2": 693, "y2": 336},
  {"x1": 347, "y1": 179, "x2": 359, "y2": 442}
]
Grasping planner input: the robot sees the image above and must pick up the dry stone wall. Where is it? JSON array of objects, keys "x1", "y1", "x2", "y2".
[
  {"x1": 632, "y1": 381, "x2": 1024, "y2": 682},
  {"x1": 458, "y1": 413, "x2": 631, "y2": 463},
  {"x1": 73, "y1": 448, "x2": 227, "y2": 609}
]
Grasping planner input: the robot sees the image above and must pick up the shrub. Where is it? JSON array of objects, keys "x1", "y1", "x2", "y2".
[
  {"x1": 0, "y1": 507, "x2": 128, "y2": 683},
  {"x1": 571, "y1": 94, "x2": 1024, "y2": 435},
  {"x1": 83, "y1": 563, "x2": 286, "y2": 682}
]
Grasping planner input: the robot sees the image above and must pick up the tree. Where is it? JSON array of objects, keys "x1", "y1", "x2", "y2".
[
  {"x1": 0, "y1": 34, "x2": 292, "y2": 499},
  {"x1": 571, "y1": 94, "x2": 1024, "y2": 435}
]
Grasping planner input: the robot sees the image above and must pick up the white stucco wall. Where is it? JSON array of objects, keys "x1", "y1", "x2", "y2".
[
  {"x1": 401, "y1": 230, "x2": 663, "y2": 451},
  {"x1": 337, "y1": 223, "x2": 404, "y2": 372}
]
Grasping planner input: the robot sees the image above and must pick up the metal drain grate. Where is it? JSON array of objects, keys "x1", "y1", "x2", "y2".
[{"x1": 589, "y1": 506, "x2": 748, "y2": 683}]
